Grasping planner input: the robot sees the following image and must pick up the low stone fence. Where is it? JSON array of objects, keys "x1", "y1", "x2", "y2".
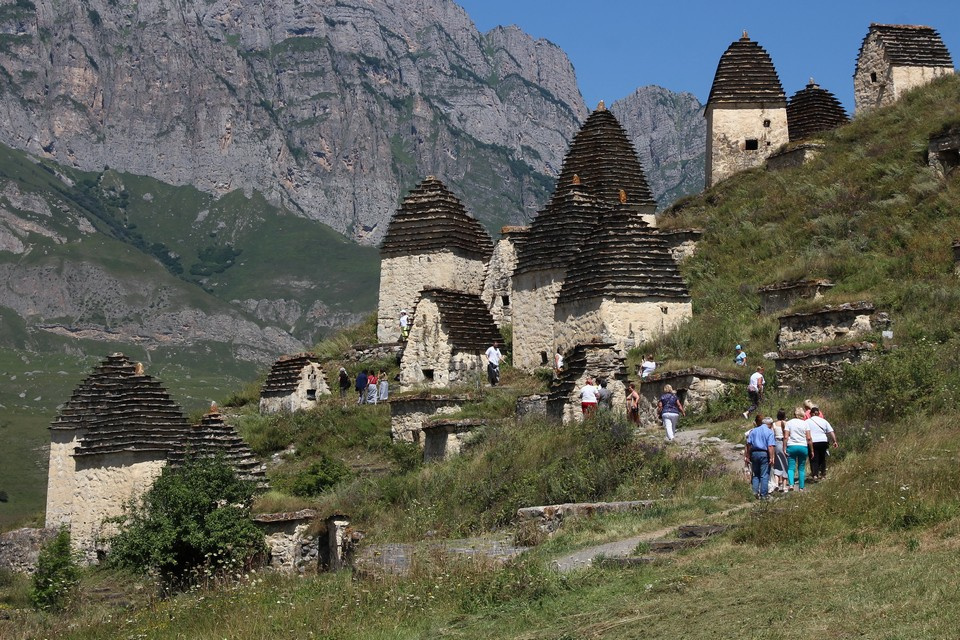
[
  {"x1": 773, "y1": 342, "x2": 875, "y2": 389},
  {"x1": 517, "y1": 500, "x2": 657, "y2": 533},
  {"x1": 0, "y1": 527, "x2": 58, "y2": 573},
  {"x1": 776, "y1": 301, "x2": 875, "y2": 350},
  {"x1": 766, "y1": 142, "x2": 824, "y2": 172},
  {"x1": 757, "y1": 279, "x2": 833, "y2": 315},
  {"x1": 638, "y1": 367, "x2": 742, "y2": 426},
  {"x1": 389, "y1": 393, "x2": 471, "y2": 444},
  {"x1": 422, "y1": 418, "x2": 486, "y2": 462},
  {"x1": 515, "y1": 394, "x2": 547, "y2": 419}
]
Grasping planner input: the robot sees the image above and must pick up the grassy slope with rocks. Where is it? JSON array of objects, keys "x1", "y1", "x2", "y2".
[{"x1": 4, "y1": 77, "x2": 960, "y2": 638}]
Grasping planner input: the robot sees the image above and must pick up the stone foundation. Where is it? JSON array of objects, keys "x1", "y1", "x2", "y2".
[
  {"x1": 773, "y1": 342, "x2": 876, "y2": 389},
  {"x1": 766, "y1": 143, "x2": 824, "y2": 171},
  {"x1": 776, "y1": 301, "x2": 875, "y2": 350},
  {"x1": 389, "y1": 394, "x2": 471, "y2": 444},
  {"x1": 422, "y1": 419, "x2": 486, "y2": 462},
  {"x1": 515, "y1": 394, "x2": 547, "y2": 420},
  {"x1": 638, "y1": 367, "x2": 742, "y2": 426},
  {"x1": 757, "y1": 279, "x2": 833, "y2": 315}
]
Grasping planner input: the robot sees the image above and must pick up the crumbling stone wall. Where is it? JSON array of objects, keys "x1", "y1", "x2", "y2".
[
  {"x1": 254, "y1": 510, "x2": 318, "y2": 573},
  {"x1": 422, "y1": 419, "x2": 485, "y2": 462},
  {"x1": 547, "y1": 343, "x2": 627, "y2": 424},
  {"x1": 511, "y1": 269, "x2": 565, "y2": 370},
  {"x1": 776, "y1": 303, "x2": 874, "y2": 350},
  {"x1": 553, "y1": 298, "x2": 692, "y2": 357},
  {"x1": 705, "y1": 105, "x2": 789, "y2": 187},
  {"x1": 389, "y1": 395, "x2": 469, "y2": 443},
  {"x1": 774, "y1": 343, "x2": 875, "y2": 389},
  {"x1": 757, "y1": 279, "x2": 833, "y2": 315},
  {"x1": 766, "y1": 143, "x2": 824, "y2": 171},
  {"x1": 377, "y1": 251, "x2": 487, "y2": 343},
  {"x1": 481, "y1": 228, "x2": 526, "y2": 327},
  {"x1": 656, "y1": 229, "x2": 703, "y2": 263},
  {"x1": 638, "y1": 369, "x2": 740, "y2": 426},
  {"x1": 259, "y1": 362, "x2": 330, "y2": 414},
  {"x1": 0, "y1": 527, "x2": 58, "y2": 574}
]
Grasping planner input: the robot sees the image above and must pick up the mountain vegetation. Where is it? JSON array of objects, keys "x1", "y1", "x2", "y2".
[{"x1": 2, "y1": 73, "x2": 959, "y2": 639}]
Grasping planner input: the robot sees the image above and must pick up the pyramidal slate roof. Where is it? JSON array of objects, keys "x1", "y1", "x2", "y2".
[
  {"x1": 417, "y1": 288, "x2": 501, "y2": 352},
  {"x1": 169, "y1": 411, "x2": 267, "y2": 487},
  {"x1": 553, "y1": 105, "x2": 656, "y2": 209},
  {"x1": 50, "y1": 353, "x2": 190, "y2": 458},
  {"x1": 707, "y1": 33, "x2": 786, "y2": 106},
  {"x1": 260, "y1": 353, "x2": 324, "y2": 398},
  {"x1": 514, "y1": 184, "x2": 608, "y2": 274},
  {"x1": 858, "y1": 24, "x2": 953, "y2": 70},
  {"x1": 556, "y1": 205, "x2": 691, "y2": 305},
  {"x1": 787, "y1": 81, "x2": 849, "y2": 141},
  {"x1": 379, "y1": 176, "x2": 494, "y2": 261}
]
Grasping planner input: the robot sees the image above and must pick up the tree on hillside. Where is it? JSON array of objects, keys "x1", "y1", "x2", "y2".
[{"x1": 107, "y1": 456, "x2": 265, "y2": 590}]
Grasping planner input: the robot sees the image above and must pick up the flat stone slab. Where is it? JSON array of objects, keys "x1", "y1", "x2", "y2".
[
  {"x1": 517, "y1": 500, "x2": 657, "y2": 522},
  {"x1": 647, "y1": 538, "x2": 707, "y2": 553}
]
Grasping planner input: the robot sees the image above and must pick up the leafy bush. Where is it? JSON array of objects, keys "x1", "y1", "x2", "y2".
[
  {"x1": 107, "y1": 456, "x2": 265, "y2": 589},
  {"x1": 272, "y1": 455, "x2": 352, "y2": 497},
  {"x1": 30, "y1": 527, "x2": 79, "y2": 611}
]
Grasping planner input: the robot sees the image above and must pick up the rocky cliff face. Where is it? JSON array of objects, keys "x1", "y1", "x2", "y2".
[
  {"x1": 0, "y1": 0, "x2": 587, "y2": 242},
  {"x1": 612, "y1": 86, "x2": 706, "y2": 208}
]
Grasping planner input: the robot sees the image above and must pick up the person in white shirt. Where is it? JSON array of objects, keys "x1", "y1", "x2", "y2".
[
  {"x1": 399, "y1": 310, "x2": 409, "y2": 341},
  {"x1": 640, "y1": 354, "x2": 656, "y2": 379},
  {"x1": 742, "y1": 366, "x2": 765, "y2": 419},
  {"x1": 554, "y1": 349, "x2": 564, "y2": 376},
  {"x1": 485, "y1": 341, "x2": 502, "y2": 386},
  {"x1": 806, "y1": 407, "x2": 838, "y2": 480},
  {"x1": 783, "y1": 407, "x2": 815, "y2": 490},
  {"x1": 579, "y1": 378, "x2": 599, "y2": 418}
]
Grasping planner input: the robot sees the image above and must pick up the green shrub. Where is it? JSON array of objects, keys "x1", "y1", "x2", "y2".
[
  {"x1": 30, "y1": 527, "x2": 79, "y2": 611},
  {"x1": 273, "y1": 455, "x2": 352, "y2": 497},
  {"x1": 107, "y1": 456, "x2": 265, "y2": 589}
]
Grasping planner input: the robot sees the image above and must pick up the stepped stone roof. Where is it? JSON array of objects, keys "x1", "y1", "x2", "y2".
[
  {"x1": 418, "y1": 288, "x2": 501, "y2": 351},
  {"x1": 787, "y1": 81, "x2": 849, "y2": 142},
  {"x1": 553, "y1": 106, "x2": 656, "y2": 209},
  {"x1": 857, "y1": 24, "x2": 954, "y2": 70},
  {"x1": 514, "y1": 185, "x2": 607, "y2": 274},
  {"x1": 707, "y1": 33, "x2": 786, "y2": 106},
  {"x1": 170, "y1": 411, "x2": 267, "y2": 486},
  {"x1": 50, "y1": 353, "x2": 190, "y2": 458},
  {"x1": 379, "y1": 176, "x2": 493, "y2": 261},
  {"x1": 260, "y1": 353, "x2": 325, "y2": 398},
  {"x1": 556, "y1": 204, "x2": 691, "y2": 305}
]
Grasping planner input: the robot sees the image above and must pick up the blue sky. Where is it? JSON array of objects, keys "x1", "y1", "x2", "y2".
[{"x1": 457, "y1": 0, "x2": 960, "y2": 112}]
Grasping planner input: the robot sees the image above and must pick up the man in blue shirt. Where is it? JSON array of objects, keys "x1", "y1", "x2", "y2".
[{"x1": 745, "y1": 416, "x2": 776, "y2": 499}]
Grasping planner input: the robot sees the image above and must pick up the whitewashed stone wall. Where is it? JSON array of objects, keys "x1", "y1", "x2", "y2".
[
  {"x1": 377, "y1": 251, "x2": 487, "y2": 343},
  {"x1": 553, "y1": 298, "x2": 692, "y2": 356},
  {"x1": 705, "y1": 104, "x2": 789, "y2": 187},
  {"x1": 70, "y1": 452, "x2": 167, "y2": 562},
  {"x1": 777, "y1": 310, "x2": 873, "y2": 350},
  {"x1": 637, "y1": 373, "x2": 737, "y2": 426},
  {"x1": 854, "y1": 34, "x2": 954, "y2": 113},
  {"x1": 259, "y1": 363, "x2": 331, "y2": 414},
  {"x1": 399, "y1": 297, "x2": 486, "y2": 388},
  {"x1": 45, "y1": 432, "x2": 79, "y2": 529},
  {"x1": 511, "y1": 269, "x2": 564, "y2": 370},
  {"x1": 481, "y1": 235, "x2": 522, "y2": 327}
]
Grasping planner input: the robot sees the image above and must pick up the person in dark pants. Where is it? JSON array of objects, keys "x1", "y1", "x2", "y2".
[
  {"x1": 355, "y1": 369, "x2": 368, "y2": 405},
  {"x1": 338, "y1": 367, "x2": 351, "y2": 400},
  {"x1": 806, "y1": 406, "x2": 838, "y2": 480},
  {"x1": 745, "y1": 415, "x2": 776, "y2": 499},
  {"x1": 742, "y1": 366, "x2": 765, "y2": 419}
]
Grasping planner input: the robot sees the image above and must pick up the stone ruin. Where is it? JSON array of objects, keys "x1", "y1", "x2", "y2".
[
  {"x1": 854, "y1": 24, "x2": 954, "y2": 114},
  {"x1": 481, "y1": 225, "x2": 529, "y2": 327},
  {"x1": 251, "y1": 511, "x2": 359, "y2": 573},
  {"x1": 547, "y1": 342, "x2": 628, "y2": 424},
  {"x1": 636, "y1": 367, "x2": 742, "y2": 426},
  {"x1": 377, "y1": 176, "x2": 493, "y2": 343},
  {"x1": 388, "y1": 393, "x2": 472, "y2": 444},
  {"x1": 399, "y1": 288, "x2": 502, "y2": 388},
  {"x1": 44, "y1": 353, "x2": 265, "y2": 562},
  {"x1": 512, "y1": 104, "x2": 691, "y2": 370},
  {"x1": 655, "y1": 228, "x2": 704, "y2": 263},
  {"x1": 757, "y1": 279, "x2": 834, "y2": 314},
  {"x1": 421, "y1": 418, "x2": 487, "y2": 462},
  {"x1": 929, "y1": 126, "x2": 960, "y2": 178},
  {"x1": 259, "y1": 352, "x2": 330, "y2": 414},
  {"x1": 704, "y1": 32, "x2": 788, "y2": 188},
  {"x1": 776, "y1": 301, "x2": 876, "y2": 350},
  {"x1": 773, "y1": 342, "x2": 876, "y2": 389}
]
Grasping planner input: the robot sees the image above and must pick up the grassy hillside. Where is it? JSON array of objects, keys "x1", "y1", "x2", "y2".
[{"x1": 4, "y1": 77, "x2": 960, "y2": 638}]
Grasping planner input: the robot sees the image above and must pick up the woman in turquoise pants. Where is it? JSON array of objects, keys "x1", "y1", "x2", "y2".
[{"x1": 782, "y1": 407, "x2": 814, "y2": 491}]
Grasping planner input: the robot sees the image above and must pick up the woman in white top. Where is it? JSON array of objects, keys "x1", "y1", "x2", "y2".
[
  {"x1": 783, "y1": 407, "x2": 814, "y2": 490},
  {"x1": 806, "y1": 407, "x2": 838, "y2": 480},
  {"x1": 640, "y1": 354, "x2": 656, "y2": 379},
  {"x1": 771, "y1": 408, "x2": 789, "y2": 492}
]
